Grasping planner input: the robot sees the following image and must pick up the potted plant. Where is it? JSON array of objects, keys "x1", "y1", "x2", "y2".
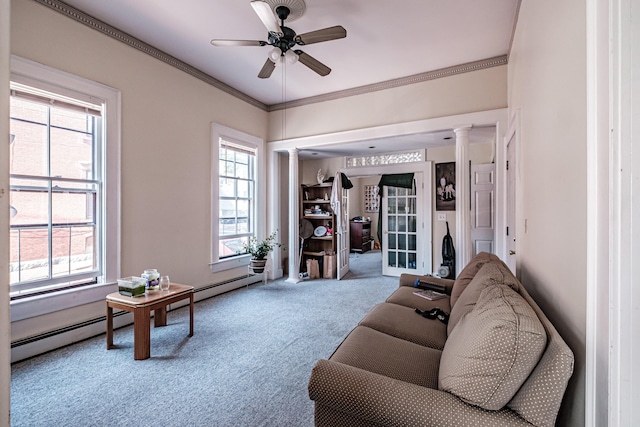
[{"x1": 242, "y1": 231, "x2": 285, "y2": 274}]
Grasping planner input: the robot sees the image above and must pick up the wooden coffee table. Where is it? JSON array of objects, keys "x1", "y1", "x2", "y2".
[{"x1": 106, "y1": 283, "x2": 194, "y2": 360}]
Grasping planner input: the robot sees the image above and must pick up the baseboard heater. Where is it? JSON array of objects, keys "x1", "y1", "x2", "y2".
[
  {"x1": 11, "y1": 310, "x2": 129, "y2": 348},
  {"x1": 11, "y1": 273, "x2": 261, "y2": 352},
  {"x1": 197, "y1": 273, "x2": 257, "y2": 293}
]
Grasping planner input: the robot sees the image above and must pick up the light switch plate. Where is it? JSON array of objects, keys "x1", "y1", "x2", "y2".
[{"x1": 437, "y1": 213, "x2": 446, "y2": 221}]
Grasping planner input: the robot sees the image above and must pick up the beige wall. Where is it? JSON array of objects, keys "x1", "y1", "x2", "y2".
[
  {"x1": 10, "y1": 1, "x2": 268, "y2": 345},
  {"x1": 300, "y1": 157, "x2": 344, "y2": 186},
  {"x1": 268, "y1": 65, "x2": 507, "y2": 141},
  {"x1": 508, "y1": 0, "x2": 587, "y2": 425}
]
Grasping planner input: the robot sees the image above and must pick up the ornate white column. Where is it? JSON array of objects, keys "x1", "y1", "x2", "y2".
[
  {"x1": 454, "y1": 126, "x2": 472, "y2": 274},
  {"x1": 286, "y1": 148, "x2": 301, "y2": 283}
]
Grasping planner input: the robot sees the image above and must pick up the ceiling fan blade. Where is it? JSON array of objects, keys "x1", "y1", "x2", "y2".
[
  {"x1": 210, "y1": 39, "x2": 266, "y2": 47},
  {"x1": 250, "y1": 0, "x2": 283, "y2": 37},
  {"x1": 294, "y1": 50, "x2": 331, "y2": 76},
  {"x1": 258, "y1": 58, "x2": 276, "y2": 79},
  {"x1": 295, "y1": 26, "x2": 347, "y2": 45}
]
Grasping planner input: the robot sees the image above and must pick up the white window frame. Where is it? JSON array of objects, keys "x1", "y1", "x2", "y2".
[
  {"x1": 9, "y1": 56, "x2": 121, "y2": 322},
  {"x1": 210, "y1": 123, "x2": 265, "y2": 273},
  {"x1": 9, "y1": 85, "x2": 103, "y2": 292}
]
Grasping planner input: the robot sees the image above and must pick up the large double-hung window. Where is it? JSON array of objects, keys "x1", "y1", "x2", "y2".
[
  {"x1": 218, "y1": 140, "x2": 256, "y2": 257},
  {"x1": 9, "y1": 85, "x2": 103, "y2": 296},
  {"x1": 210, "y1": 123, "x2": 263, "y2": 271},
  {"x1": 7, "y1": 56, "x2": 121, "y2": 307}
]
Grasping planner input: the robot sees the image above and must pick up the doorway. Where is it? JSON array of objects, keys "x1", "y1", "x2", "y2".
[
  {"x1": 269, "y1": 109, "x2": 508, "y2": 282},
  {"x1": 381, "y1": 175, "x2": 424, "y2": 276},
  {"x1": 341, "y1": 162, "x2": 432, "y2": 278}
]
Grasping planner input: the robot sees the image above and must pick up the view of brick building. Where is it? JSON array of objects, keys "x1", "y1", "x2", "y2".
[{"x1": 9, "y1": 95, "x2": 98, "y2": 289}]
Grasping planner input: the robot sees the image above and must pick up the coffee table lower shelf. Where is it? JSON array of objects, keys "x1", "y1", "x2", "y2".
[{"x1": 106, "y1": 283, "x2": 194, "y2": 360}]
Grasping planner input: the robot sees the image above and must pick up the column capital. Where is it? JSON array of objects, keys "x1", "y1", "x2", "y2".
[
  {"x1": 453, "y1": 126, "x2": 472, "y2": 136},
  {"x1": 288, "y1": 147, "x2": 299, "y2": 155}
]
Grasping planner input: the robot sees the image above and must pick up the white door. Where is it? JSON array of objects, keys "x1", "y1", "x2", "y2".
[
  {"x1": 382, "y1": 173, "x2": 427, "y2": 277},
  {"x1": 506, "y1": 133, "x2": 517, "y2": 271},
  {"x1": 470, "y1": 164, "x2": 496, "y2": 255},
  {"x1": 337, "y1": 185, "x2": 350, "y2": 279}
]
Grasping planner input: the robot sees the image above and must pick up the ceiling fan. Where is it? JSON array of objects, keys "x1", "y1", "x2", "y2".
[{"x1": 210, "y1": 0, "x2": 347, "y2": 79}]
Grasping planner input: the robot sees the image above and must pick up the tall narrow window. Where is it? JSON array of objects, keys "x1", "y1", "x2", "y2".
[
  {"x1": 218, "y1": 139, "x2": 256, "y2": 259},
  {"x1": 9, "y1": 84, "x2": 103, "y2": 296}
]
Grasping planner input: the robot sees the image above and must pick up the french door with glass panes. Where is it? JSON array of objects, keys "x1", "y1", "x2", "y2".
[{"x1": 382, "y1": 174, "x2": 426, "y2": 276}]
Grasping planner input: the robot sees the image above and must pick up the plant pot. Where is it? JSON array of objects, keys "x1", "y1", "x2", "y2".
[{"x1": 249, "y1": 259, "x2": 267, "y2": 274}]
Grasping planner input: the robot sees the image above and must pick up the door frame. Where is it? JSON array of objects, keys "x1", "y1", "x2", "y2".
[
  {"x1": 585, "y1": 0, "x2": 640, "y2": 424},
  {"x1": 499, "y1": 110, "x2": 520, "y2": 272},
  {"x1": 506, "y1": 113, "x2": 519, "y2": 273},
  {"x1": 379, "y1": 171, "x2": 429, "y2": 276},
  {"x1": 341, "y1": 162, "x2": 432, "y2": 276},
  {"x1": 268, "y1": 108, "x2": 508, "y2": 282}
]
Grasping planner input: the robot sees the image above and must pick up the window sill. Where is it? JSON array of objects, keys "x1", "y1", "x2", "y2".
[
  {"x1": 210, "y1": 254, "x2": 251, "y2": 273},
  {"x1": 10, "y1": 281, "x2": 117, "y2": 322}
]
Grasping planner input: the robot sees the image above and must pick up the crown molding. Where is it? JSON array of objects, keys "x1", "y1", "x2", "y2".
[
  {"x1": 33, "y1": 0, "x2": 269, "y2": 111},
  {"x1": 35, "y1": 0, "x2": 508, "y2": 113},
  {"x1": 267, "y1": 55, "x2": 508, "y2": 111}
]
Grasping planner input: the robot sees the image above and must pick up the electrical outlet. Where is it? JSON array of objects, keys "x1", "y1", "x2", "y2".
[{"x1": 438, "y1": 213, "x2": 446, "y2": 221}]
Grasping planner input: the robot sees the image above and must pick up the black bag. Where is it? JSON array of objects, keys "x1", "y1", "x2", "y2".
[{"x1": 440, "y1": 221, "x2": 456, "y2": 279}]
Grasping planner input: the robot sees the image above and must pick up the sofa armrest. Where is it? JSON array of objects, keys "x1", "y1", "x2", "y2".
[
  {"x1": 399, "y1": 273, "x2": 455, "y2": 295},
  {"x1": 308, "y1": 359, "x2": 531, "y2": 427}
]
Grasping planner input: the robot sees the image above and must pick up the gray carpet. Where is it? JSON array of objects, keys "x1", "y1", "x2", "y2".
[{"x1": 11, "y1": 251, "x2": 397, "y2": 427}]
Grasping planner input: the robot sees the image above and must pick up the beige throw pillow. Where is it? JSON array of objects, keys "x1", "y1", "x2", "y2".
[
  {"x1": 439, "y1": 283, "x2": 547, "y2": 411},
  {"x1": 449, "y1": 252, "x2": 495, "y2": 308},
  {"x1": 447, "y1": 261, "x2": 520, "y2": 335}
]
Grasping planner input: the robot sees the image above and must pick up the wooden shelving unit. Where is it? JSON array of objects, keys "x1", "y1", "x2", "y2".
[{"x1": 301, "y1": 183, "x2": 336, "y2": 278}]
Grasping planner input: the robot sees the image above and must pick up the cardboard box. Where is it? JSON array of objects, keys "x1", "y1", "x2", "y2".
[{"x1": 323, "y1": 254, "x2": 337, "y2": 279}]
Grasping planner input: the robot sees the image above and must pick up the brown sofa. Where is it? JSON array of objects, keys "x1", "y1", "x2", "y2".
[{"x1": 308, "y1": 252, "x2": 574, "y2": 426}]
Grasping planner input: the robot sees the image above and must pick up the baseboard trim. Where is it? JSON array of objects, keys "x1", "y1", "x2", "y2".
[{"x1": 10, "y1": 274, "x2": 262, "y2": 362}]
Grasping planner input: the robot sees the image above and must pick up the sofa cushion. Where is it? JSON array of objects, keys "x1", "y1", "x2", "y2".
[
  {"x1": 359, "y1": 303, "x2": 448, "y2": 350},
  {"x1": 399, "y1": 273, "x2": 455, "y2": 293},
  {"x1": 438, "y1": 283, "x2": 547, "y2": 411},
  {"x1": 447, "y1": 261, "x2": 520, "y2": 335},
  {"x1": 449, "y1": 251, "x2": 496, "y2": 308},
  {"x1": 330, "y1": 326, "x2": 442, "y2": 389},
  {"x1": 386, "y1": 286, "x2": 452, "y2": 313}
]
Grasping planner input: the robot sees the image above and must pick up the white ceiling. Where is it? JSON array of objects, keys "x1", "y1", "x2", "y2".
[
  {"x1": 58, "y1": 0, "x2": 517, "y2": 157},
  {"x1": 61, "y1": 0, "x2": 519, "y2": 107}
]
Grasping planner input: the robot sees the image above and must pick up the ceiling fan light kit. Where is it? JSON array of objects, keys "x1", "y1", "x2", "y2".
[
  {"x1": 268, "y1": 47, "x2": 282, "y2": 62},
  {"x1": 210, "y1": 0, "x2": 346, "y2": 79},
  {"x1": 285, "y1": 49, "x2": 299, "y2": 64}
]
